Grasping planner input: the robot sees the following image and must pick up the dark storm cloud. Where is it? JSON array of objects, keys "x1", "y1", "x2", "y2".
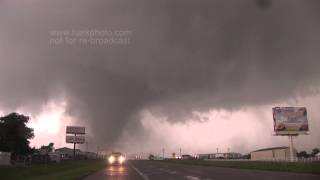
[{"x1": 0, "y1": 0, "x2": 320, "y2": 147}]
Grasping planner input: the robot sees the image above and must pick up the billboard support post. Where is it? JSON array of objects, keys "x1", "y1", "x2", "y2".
[{"x1": 289, "y1": 135, "x2": 294, "y2": 162}]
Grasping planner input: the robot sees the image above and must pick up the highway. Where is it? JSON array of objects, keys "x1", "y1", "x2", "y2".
[{"x1": 84, "y1": 160, "x2": 320, "y2": 180}]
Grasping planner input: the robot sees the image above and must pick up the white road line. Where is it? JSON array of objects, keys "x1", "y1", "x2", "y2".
[
  {"x1": 130, "y1": 163, "x2": 150, "y2": 180},
  {"x1": 185, "y1": 175, "x2": 201, "y2": 180},
  {"x1": 159, "y1": 168, "x2": 177, "y2": 175}
]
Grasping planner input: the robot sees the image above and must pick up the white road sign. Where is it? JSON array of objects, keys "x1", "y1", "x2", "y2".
[
  {"x1": 66, "y1": 126, "x2": 85, "y2": 134},
  {"x1": 66, "y1": 135, "x2": 85, "y2": 144}
]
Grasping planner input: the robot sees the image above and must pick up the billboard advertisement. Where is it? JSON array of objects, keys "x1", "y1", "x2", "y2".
[
  {"x1": 272, "y1": 107, "x2": 309, "y2": 135},
  {"x1": 66, "y1": 126, "x2": 85, "y2": 134},
  {"x1": 66, "y1": 135, "x2": 85, "y2": 144}
]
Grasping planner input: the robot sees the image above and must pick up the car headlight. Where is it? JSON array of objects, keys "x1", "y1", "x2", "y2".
[
  {"x1": 108, "y1": 156, "x2": 115, "y2": 163},
  {"x1": 119, "y1": 156, "x2": 126, "y2": 163}
]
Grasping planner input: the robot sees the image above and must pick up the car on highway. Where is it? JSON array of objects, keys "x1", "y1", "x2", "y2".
[{"x1": 107, "y1": 152, "x2": 126, "y2": 165}]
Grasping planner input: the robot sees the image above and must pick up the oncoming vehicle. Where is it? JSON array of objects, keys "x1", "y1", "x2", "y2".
[{"x1": 108, "y1": 152, "x2": 126, "y2": 165}]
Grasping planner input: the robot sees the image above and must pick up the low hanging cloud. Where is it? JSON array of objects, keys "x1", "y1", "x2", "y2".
[{"x1": 0, "y1": 0, "x2": 320, "y2": 148}]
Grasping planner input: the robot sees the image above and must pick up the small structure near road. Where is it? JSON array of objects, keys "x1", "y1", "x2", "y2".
[
  {"x1": 181, "y1": 154, "x2": 194, "y2": 160},
  {"x1": 251, "y1": 146, "x2": 296, "y2": 161},
  {"x1": 0, "y1": 152, "x2": 11, "y2": 165},
  {"x1": 32, "y1": 143, "x2": 61, "y2": 164},
  {"x1": 55, "y1": 147, "x2": 83, "y2": 160},
  {"x1": 55, "y1": 147, "x2": 97, "y2": 160}
]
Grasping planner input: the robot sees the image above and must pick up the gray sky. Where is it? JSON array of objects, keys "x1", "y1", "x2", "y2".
[{"x1": 0, "y1": 0, "x2": 320, "y2": 154}]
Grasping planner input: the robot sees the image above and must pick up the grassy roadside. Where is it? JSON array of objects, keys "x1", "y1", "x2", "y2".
[
  {"x1": 160, "y1": 159, "x2": 320, "y2": 174},
  {"x1": 0, "y1": 159, "x2": 106, "y2": 180}
]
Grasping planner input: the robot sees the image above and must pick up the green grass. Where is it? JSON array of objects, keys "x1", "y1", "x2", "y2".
[
  {"x1": 0, "y1": 159, "x2": 106, "y2": 180},
  {"x1": 161, "y1": 159, "x2": 320, "y2": 174}
]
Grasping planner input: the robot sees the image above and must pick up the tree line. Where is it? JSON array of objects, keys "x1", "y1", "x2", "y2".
[
  {"x1": 297, "y1": 148, "x2": 320, "y2": 158},
  {"x1": 0, "y1": 113, "x2": 34, "y2": 158}
]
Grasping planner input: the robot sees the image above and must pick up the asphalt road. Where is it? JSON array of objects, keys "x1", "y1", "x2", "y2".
[{"x1": 84, "y1": 160, "x2": 320, "y2": 180}]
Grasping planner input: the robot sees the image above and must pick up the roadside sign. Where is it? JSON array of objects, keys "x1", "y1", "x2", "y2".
[
  {"x1": 66, "y1": 126, "x2": 85, "y2": 134},
  {"x1": 65, "y1": 125, "x2": 86, "y2": 159},
  {"x1": 272, "y1": 107, "x2": 309, "y2": 135},
  {"x1": 66, "y1": 135, "x2": 85, "y2": 144}
]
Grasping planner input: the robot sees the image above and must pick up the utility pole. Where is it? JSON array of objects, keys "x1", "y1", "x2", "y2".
[
  {"x1": 179, "y1": 148, "x2": 182, "y2": 158},
  {"x1": 289, "y1": 136, "x2": 294, "y2": 162},
  {"x1": 162, "y1": 148, "x2": 165, "y2": 159},
  {"x1": 86, "y1": 142, "x2": 88, "y2": 153},
  {"x1": 73, "y1": 134, "x2": 76, "y2": 160},
  {"x1": 73, "y1": 142, "x2": 76, "y2": 159}
]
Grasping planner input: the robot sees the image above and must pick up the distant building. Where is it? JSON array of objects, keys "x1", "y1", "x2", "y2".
[
  {"x1": 224, "y1": 152, "x2": 242, "y2": 159},
  {"x1": 197, "y1": 153, "x2": 213, "y2": 159},
  {"x1": 48, "y1": 152, "x2": 61, "y2": 163},
  {"x1": 181, "y1": 154, "x2": 194, "y2": 160},
  {"x1": 55, "y1": 147, "x2": 82, "y2": 160},
  {"x1": 251, "y1": 146, "x2": 296, "y2": 160},
  {"x1": 197, "y1": 152, "x2": 242, "y2": 159},
  {"x1": 86, "y1": 151, "x2": 98, "y2": 159},
  {"x1": 31, "y1": 154, "x2": 50, "y2": 164}
]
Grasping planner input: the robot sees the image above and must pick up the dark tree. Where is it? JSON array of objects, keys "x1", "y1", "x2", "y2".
[
  {"x1": 242, "y1": 154, "x2": 251, "y2": 159},
  {"x1": 0, "y1": 113, "x2": 34, "y2": 155},
  {"x1": 297, "y1": 151, "x2": 309, "y2": 158},
  {"x1": 311, "y1": 148, "x2": 320, "y2": 157},
  {"x1": 40, "y1": 142, "x2": 54, "y2": 153},
  {"x1": 148, "y1": 154, "x2": 155, "y2": 160},
  {"x1": 48, "y1": 142, "x2": 54, "y2": 152}
]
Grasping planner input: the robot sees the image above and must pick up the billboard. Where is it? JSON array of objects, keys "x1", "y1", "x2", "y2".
[
  {"x1": 66, "y1": 126, "x2": 85, "y2": 134},
  {"x1": 273, "y1": 107, "x2": 309, "y2": 135},
  {"x1": 66, "y1": 135, "x2": 85, "y2": 144}
]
